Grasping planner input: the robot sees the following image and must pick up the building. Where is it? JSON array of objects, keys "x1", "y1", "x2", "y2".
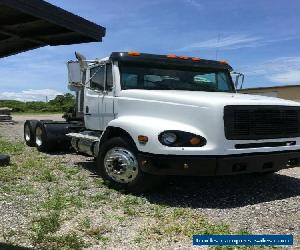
[{"x1": 240, "y1": 85, "x2": 300, "y2": 102}]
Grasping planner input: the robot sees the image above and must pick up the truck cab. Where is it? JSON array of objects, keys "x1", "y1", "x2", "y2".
[{"x1": 27, "y1": 51, "x2": 300, "y2": 193}]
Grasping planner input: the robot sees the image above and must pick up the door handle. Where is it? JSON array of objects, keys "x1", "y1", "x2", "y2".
[{"x1": 85, "y1": 106, "x2": 91, "y2": 116}]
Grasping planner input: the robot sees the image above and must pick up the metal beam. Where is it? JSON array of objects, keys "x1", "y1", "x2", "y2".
[{"x1": 0, "y1": 27, "x2": 46, "y2": 45}]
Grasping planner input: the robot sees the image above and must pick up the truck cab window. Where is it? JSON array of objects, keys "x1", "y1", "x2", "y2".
[
  {"x1": 121, "y1": 73, "x2": 138, "y2": 89},
  {"x1": 90, "y1": 65, "x2": 105, "y2": 91},
  {"x1": 106, "y1": 64, "x2": 113, "y2": 91},
  {"x1": 120, "y1": 64, "x2": 234, "y2": 92}
]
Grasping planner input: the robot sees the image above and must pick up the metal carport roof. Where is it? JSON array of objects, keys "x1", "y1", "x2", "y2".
[{"x1": 0, "y1": 0, "x2": 106, "y2": 58}]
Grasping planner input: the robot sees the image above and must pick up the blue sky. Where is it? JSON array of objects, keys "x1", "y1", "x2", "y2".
[{"x1": 1, "y1": 0, "x2": 300, "y2": 101}]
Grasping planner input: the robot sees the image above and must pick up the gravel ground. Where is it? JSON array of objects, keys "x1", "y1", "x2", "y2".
[{"x1": 0, "y1": 114, "x2": 299, "y2": 249}]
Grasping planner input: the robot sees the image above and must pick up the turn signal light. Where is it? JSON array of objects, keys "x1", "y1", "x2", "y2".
[
  {"x1": 138, "y1": 135, "x2": 148, "y2": 144},
  {"x1": 189, "y1": 136, "x2": 202, "y2": 145},
  {"x1": 128, "y1": 51, "x2": 141, "y2": 56}
]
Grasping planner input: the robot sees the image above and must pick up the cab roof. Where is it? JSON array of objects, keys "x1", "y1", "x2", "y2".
[{"x1": 110, "y1": 52, "x2": 233, "y2": 71}]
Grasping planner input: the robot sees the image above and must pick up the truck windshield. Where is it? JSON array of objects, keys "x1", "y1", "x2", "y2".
[{"x1": 120, "y1": 64, "x2": 234, "y2": 92}]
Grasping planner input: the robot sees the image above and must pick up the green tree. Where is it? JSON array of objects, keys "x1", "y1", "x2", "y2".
[{"x1": 0, "y1": 93, "x2": 75, "y2": 113}]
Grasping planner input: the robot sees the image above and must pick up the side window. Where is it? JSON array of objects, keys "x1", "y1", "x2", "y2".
[
  {"x1": 217, "y1": 73, "x2": 230, "y2": 91},
  {"x1": 106, "y1": 64, "x2": 113, "y2": 91},
  {"x1": 121, "y1": 73, "x2": 138, "y2": 89},
  {"x1": 144, "y1": 75, "x2": 161, "y2": 88},
  {"x1": 90, "y1": 65, "x2": 105, "y2": 91}
]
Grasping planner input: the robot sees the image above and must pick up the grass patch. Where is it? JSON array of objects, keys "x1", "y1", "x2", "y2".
[
  {"x1": 141, "y1": 207, "x2": 234, "y2": 241},
  {"x1": 0, "y1": 165, "x2": 21, "y2": 182},
  {"x1": 43, "y1": 190, "x2": 84, "y2": 211},
  {"x1": 32, "y1": 190, "x2": 85, "y2": 249},
  {"x1": 32, "y1": 232, "x2": 85, "y2": 250},
  {"x1": 59, "y1": 166, "x2": 81, "y2": 180},
  {"x1": 79, "y1": 217, "x2": 91, "y2": 230},
  {"x1": 0, "y1": 138, "x2": 24, "y2": 155},
  {"x1": 37, "y1": 168, "x2": 57, "y2": 182},
  {"x1": 0, "y1": 137, "x2": 257, "y2": 249},
  {"x1": 120, "y1": 195, "x2": 146, "y2": 216},
  {"x1": 86, "y1": 225, "x2": 111, "y2": 242},
  {"x1": 0, "y1": 183, "x2": 35, "y2": 195},
  {"x1": 90, "y1": 190, "x2": 112, "y2": 204},
  {"x1": 31, "y1": 211, "x2": 61, "y2": 245}
]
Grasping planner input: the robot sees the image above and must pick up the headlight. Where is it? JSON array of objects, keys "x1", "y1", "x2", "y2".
[
  {"x1": 160, "y1": 132, "x2": 177, "y2": 145},
  {"x1": 158, "y1": 130, "x2": 206, "y2": 147}
]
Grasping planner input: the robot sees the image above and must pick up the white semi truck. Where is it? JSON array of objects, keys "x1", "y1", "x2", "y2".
[{"x1": 24, "y1": 51, "x2": 300, "y2": 192}]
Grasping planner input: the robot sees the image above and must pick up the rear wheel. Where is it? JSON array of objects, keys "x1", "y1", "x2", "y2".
[
  {"x1": 24, "y1": 120, "x2": 38, "y2": 147},
  {"x1": 35, "y1": 122, "x2": 53, "y2": 152},
  {"x1": 97, "y1": 137, "x2": 162, "y2": 193}
]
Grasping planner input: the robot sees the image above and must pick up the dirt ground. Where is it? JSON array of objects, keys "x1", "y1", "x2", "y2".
[{"x1": 0, "y1": 114, "x2": 299, "y2": 249}]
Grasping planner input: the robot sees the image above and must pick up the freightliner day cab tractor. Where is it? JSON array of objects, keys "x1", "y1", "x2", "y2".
[{"x1": 24, "y1": 51, "x2": 300, "y2": 192}]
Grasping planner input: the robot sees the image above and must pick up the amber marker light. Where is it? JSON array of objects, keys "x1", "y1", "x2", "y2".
[
  {"x1": 190, "y1": 136, "x2": 202, "y2": 145},
  {"x1": 138, "y1": 135, "x2": 148, "y2": 144},
  {"x1": 128, "y1": 51, "x2": 141, "y2": 56},
  {"x1": 179, "y1": 56, "x2": 189, "y2": 60},
  {"x1": 219, "y1": 60, "x2": 228, "y2": 64},
  {"x1": 167, "y1": 54, "x2": 177, "y2": 58},
  {"x1": 192, "y1": 57, "x2": 201, "y2": 61}
]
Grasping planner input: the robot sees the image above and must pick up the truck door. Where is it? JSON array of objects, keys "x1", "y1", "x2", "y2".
[
  {"x1": 101, "y1": 63, "x2": 115, "y2": 129},
  {"x1": 84, "y1": 64, "x2": 105, "y2": 130}
]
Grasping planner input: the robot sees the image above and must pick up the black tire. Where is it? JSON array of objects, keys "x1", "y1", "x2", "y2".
[
  {"x1": 24, "y1": 120, "x2": 38, "y2": 147},
  {"x1": 35, "y1": 122, "x2": 53, "y2": 152},
  {"x1": 0, "y1": 154, "x2": 10, "y2": 166},
  {"x1": 97, "y1": 137, "x2": 162, "y2": 193}
]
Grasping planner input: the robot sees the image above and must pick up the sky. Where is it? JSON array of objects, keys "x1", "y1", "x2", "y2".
[{"x1": 1, "y1": 0, "x2": 300, "y2": 101}]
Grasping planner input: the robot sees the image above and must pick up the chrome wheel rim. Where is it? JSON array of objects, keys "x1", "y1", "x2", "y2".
[
  {"x1": 24, "y1": 125, "x2": 31, "y2": 141},
  {"x1": 104, "y1": 147, "x2": 138, "y2": 184},
  {"x1": 35, "y1": 127, "x2": 43, "y2": 146}
]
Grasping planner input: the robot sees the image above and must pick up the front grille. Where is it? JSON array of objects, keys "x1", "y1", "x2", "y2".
[{"x1": 224, "y1": 105, "x2": 300, "y2": 140}]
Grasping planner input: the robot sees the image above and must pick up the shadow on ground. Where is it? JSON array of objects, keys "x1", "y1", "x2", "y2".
[
  {"x1": 146, "y1": 173, "x2": 300, "y2": 209},
  {"x1": 76, "y1": 159, "x2": 300, "y2": 209},
  {"x1": 0, "y1": 243, "x2": 33, "y2": 250}
]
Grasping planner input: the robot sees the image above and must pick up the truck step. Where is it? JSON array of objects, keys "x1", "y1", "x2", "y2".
[
  {"x1": 67, "y1": 132, "x2": 100, "y2": 142},
  {"x1": 67, "y1": 132, "x2": 101, "y2": 157}
]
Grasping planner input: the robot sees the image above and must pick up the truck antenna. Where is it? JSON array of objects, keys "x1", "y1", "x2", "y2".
[{"x1": 215, "y1": 33, "x2": 221, "y2": 60}]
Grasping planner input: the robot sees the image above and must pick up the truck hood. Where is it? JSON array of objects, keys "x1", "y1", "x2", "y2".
[{"x1": 118, "y1": 89, "x2": 300, "y2": 107}]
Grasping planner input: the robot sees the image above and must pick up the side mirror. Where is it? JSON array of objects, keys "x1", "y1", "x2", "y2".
[
  {"x1": 231, "y1": 72, "x2": 245, "y2": 90},
  {"x1": 67, "y1": 52, "x2": 89, "y2": 91},
  {"x1": 67, "y1": 61, "x2": 81, "y2": 84}
]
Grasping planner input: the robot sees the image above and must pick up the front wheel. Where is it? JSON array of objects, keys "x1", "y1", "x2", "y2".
[{"x1": 97, "y1": 137, "x2": 162, "y2": 193}]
